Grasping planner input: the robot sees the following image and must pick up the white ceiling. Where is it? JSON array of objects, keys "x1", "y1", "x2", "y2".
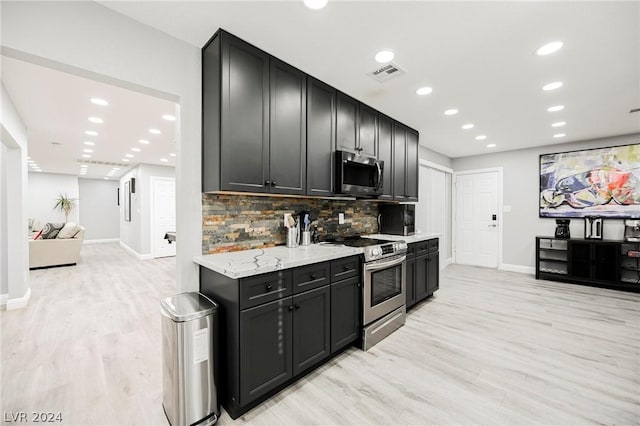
[
  {"x1": 2, "y1": 1, "x2": 638, "y2": 180},
  {"x1": 97, "y1": 0, "x2": 639, "y2": 158},
  {"x1": 1, "y1": 56, "x2": 177, "y2": 180}
]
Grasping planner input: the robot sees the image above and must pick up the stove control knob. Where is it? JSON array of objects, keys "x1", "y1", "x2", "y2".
[{"x1": 371, "y1": 247, "x2": 382, "y2": 257}]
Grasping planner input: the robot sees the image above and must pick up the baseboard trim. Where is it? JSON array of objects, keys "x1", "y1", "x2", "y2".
[
  {"x1": 499, "y1": 263, "x2": 535, "y2": 275},
  {"x1": 443, "y1": 257, "x2": 455, "y2": 268},
  {"x1": 119, "y1": 241, "x2": 153, "y2": 261},
  {"x1": 0, "y1": 294, "x2": 7, "y2": 305},
  {"x1": 4, "y1": 287, "x2": 32, "y2": 310},
  {"x1": 84, "y1": 238, "x2": 119, "y2": 245}
]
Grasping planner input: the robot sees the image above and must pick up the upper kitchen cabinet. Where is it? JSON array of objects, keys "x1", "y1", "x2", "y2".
[
  {"x1": 269, "y1": 59, "x2": 307, "y2": 194},
  {"x1": 392, "y1": 121, "x2": 419, "y2": 202},
  {"x1": 336, "y1": 93, "x2": 378, "y2": 158},
  {"x1": 306, "y1": 78, "x2": 335, "y2": 196},
  {"x1": 202, "y1": 30, "x2": 305, "y2": 195},
  {"x1": 377, "y1": 114, "x2": 394, "y2": 200}
]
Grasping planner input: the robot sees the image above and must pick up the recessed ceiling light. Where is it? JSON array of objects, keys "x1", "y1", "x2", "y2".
[
  {"x1": 122, "y1": 158, "x2": 130, "y2": 162},
  {"x1": 139, "y1": 139, "x2": 150, "y2": 144},
  {"x1": 131, "y1": 147, "x2": 141, "y2": 152},
  {"x1": 103, "y1": 177, "x2": 109, "y2": 180},
  {"x1": 543, "y1": 81, "x2": 563, "y2": 91},
  {"x1": 374, "y1": 50, "x2": 394, "y2": 64},
  {"x1": 553, "y1": 133, "x2": 566, "y2": 138},
  {"x1": 444, "y1": 109, "x2": 458, "y2": 116},
  {"x1": 85, "y1": 130, "x2": 98, "y2": 136},
  {"x1": 475, "y1": 135, "x2": 487, "y2": 140},
  {"x1": 149, "y1": 128, "x2": 161, "y2": 135},
  {"x1": 88, "y1": 116, "x2": 103, "y2": 124},
  {"x1": 113, "y1": 167, "x2": 120, "y2": 171},
  {"x1": 82, "y1": 154, "x2": 91, "y2": 158},
  {"x1": 125, "y1": 154, "x2": 134, "y2": 158},
  {"x1": 83, "y1": 149, "x2": 93, "y2": 153},
  {"x1": 83, "y1": 141, "x2": 95, "y2": 146},
  {"x1": 162, "y1": 114, "x2": 177, "y2": 121},
  {"x1": 303, "y1": 0, "x2": 328, "y2": 10},
  {"x1": 486, "y1": 144, "x2": 497, "y2": 148},
  {"x1": 461, "y1": 124, "x2": 474, "y2": 130},
  {"x1": 169, "y1": 153, "x2": 176, "y2": 157},
  {"x1": 552, "y1": 121, "x2": 566, "y2": 127},
  {"x1": 548, "y1": 105, "x2": 564, "y2": 112},
  {"x1": 160, "y1": 158, "x2": 169, "y2": 162},
  {"x1": 415, "y1": 87, "x2": 433, "y2": 96},
  {"x1": 90, "y1": 97, "x2": 109, "y2": 106},
  {"x1": 535, "y1": 41, "x2": 563, "y2": 56}
]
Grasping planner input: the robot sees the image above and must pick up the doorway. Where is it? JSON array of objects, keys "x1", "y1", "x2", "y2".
[
  {"x1": 150, "y1": 176, "x2": 176, "y2": 258},
  {"x1": 454, "y1": 168, "x2": 502, "y2": 268}
]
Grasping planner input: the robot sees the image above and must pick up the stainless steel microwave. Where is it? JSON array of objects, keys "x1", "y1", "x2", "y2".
[{"x1": 335, "y1": 150, "x2": 384, "y2": 197}]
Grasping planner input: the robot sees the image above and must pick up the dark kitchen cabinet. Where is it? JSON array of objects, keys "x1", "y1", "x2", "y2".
[
  {"x1": 292, "y1": 285, "x2": 331, "y2": 376},
  {"x1": 406, "y1": 239, "x2": 439, "y2": 309},
  {"x1": 240, "y1": 297, "x2": 293, "y2": 405},
  {"x1": 377, "y1": 114, "x2": 394, "y2": 200},
  {"x1": 306, "y1": 78, "x2": 335, "y2": 196},
  {"x1": 203, "y1": 30, "x2": 305, "y2": 195},
  {"x1": 393, "y1": 122, "x2": 419, "y2": 202},
  {"x1": 330, "y1": 276, "x2": 361, "y2": 353},
  {"x1": 358, "y1": 104, "x2": 378, "y2": 158},
  {"x1": 336, "y1": 92, "x2": 358, "y2": 153}
]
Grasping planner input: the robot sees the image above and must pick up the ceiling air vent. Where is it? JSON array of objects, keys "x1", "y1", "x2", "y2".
[
  {"x1": 368, "y1": 62, "x2": 406, "y2": 83},
  {"x1": 75, "y1": 159, "x2": 130, "y2": 167}
]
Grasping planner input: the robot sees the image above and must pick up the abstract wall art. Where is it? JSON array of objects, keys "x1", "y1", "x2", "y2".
[{"x1": 540, "y1": 143, "x2": 640, "y2": 218}]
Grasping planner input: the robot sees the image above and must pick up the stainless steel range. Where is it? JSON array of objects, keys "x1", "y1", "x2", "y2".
[{"x1": 325, "y1": 236, "x2": 407, "y2": 350}]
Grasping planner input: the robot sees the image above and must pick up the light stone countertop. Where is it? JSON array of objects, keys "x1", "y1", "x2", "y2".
[
  {"x1": 194, "y1": 244, "x2": 363, "y2": 279},
  {"x1": 365, "y1": 232, "x2": 440, "y2": 244}
]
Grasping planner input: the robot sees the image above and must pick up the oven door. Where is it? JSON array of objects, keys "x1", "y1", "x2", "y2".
[{"x1": 363, "y1": 254, "x2": 406, "y2": 325}]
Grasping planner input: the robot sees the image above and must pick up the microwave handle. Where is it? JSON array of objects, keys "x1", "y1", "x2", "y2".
[{"x1": 375, "y1": 162, "x2": 382, "y2": 191}]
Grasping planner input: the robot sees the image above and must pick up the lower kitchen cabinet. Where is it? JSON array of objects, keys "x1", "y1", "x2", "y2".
[
  {"x1": 406, "y1": 238, "x2": 439, "y2": 309},
  {"x1": 200, "y1": 255, "x2": 361, "y2": 419},
  {"x1": 330, "y1": 276, "x2": 361, "y2": 353}
]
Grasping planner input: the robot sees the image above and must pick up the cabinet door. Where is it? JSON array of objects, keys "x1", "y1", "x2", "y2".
[
  {"x1": 377, "y1": 114, "x2": 394, "y2": 200},
  {"x1": 331, "y1": 276, "x2": 361, "y2": 353},
  {"x1": 220, "y1": 33, "x2": 270, "y2": 193},
  {"x1": 270, "y1": 59, "x2": 306, "y2": 195},
  {"x1": 292, "y1": 286, "x2": 331, "y2": 376},
  {"x1": 393, "y1": 122, "x2": 407, "y2": 201},
  {"x1": 306, "y1": 78, "x2": 335, "y2": 196},
  {"x1": 240, "y1": 297, "x2": 293, "y2": 405},
  {"x1": 406, "y1": 256, "x2": 416, "y2": 308},
  {"x1": 358, "y1": 104, "x2": 377, "y2": 158},
  {"x1": 569, "y1": 242, "x2": 592, "y2": 279},
  {"x1": 426, "y1": 252, "x2": 439, "y2": 295},
  {"x1": 415, "y1": 254, "x2": 429, "y2": 302},
  {"x1": 336, "y1": 92, "x2": 358, "y2": 152},
  {"x1": 594, "y1": 244, "x2": 619, "y2": 283},
  {"x1": 405, "y1": 128, "x2": 419, "y2": 202}
]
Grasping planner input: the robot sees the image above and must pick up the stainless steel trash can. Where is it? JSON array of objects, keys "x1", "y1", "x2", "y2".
[{"x1": 161, "y1": 292, "x2": 219, "y2": 426}]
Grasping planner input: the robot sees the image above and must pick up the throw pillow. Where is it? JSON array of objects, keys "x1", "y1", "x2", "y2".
[
  {"x1": 40, "y1": 222, "x2": 65, "y2": 239},
  {"x1": 57, "y1": 222, "x2": 81, "y2": 239},
  {"x1": 33, "y1": 229, "x2": 43, "y2": 240}
]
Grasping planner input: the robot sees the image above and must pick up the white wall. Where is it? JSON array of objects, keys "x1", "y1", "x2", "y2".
[
  {"x1": 120, "y1": 164, "x2": 175, "y2": 257},
  {"x1": 420, "y1": 145, "x2": 452, "y2": 169},
  {"x1": 1, "y1": 143, "x2": 8, "y2": 295},
  {"x1": 78, "y1": 178, "x2": 119, "y2": 241},
  {"x1": 2, "y1": 1, "x2": 201, "y2": 292},
  {"x1": 0, "y1": 82, "x2": 29, "y2": 305},
  {"x1": 27, "y1": 172, "x2": 80, "y2": 225},
  {"x1": 452, "y1": 133, "x2": 640, "y2": 270}
]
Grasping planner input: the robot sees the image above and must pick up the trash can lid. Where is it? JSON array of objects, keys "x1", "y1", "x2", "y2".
[{"x1": 161, "y1": 292, "x2": 217, "y2": 322}]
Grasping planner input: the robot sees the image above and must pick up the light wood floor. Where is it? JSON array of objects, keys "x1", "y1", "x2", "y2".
[{"x1": 2, "y1": 245, "x2": 639, "y2": 425}]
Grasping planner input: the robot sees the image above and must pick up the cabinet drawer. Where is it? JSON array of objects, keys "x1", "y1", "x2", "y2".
[
  {"x1": 415, "y1": 241, "x2": 429, "y2": 257},
  {"x1": 331, "y1": 256, "x2": 360, "y2": 282},
  {"x1": 293, "y1": 262, "x2": 330, "y2": 294},
  {"x1": 428, "y1": 238, "x2": 439, "y2": 253},
  {"x1": 240, "y1": 271, "x2": 292, "y2": 310},
  {"x1": 406, "y1": 243, "x2": 417, "y2": 259}
]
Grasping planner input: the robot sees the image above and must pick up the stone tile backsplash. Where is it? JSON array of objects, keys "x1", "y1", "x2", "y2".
[{"x1": 202, "y1": 194, "x2": 379, "y2": 254}]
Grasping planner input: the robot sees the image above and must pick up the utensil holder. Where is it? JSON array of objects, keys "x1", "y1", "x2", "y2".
[
  {"x1": 301, "y1": 231, "x2": 311, "y2": 246},
  {"x1": 286, "y1": 228, "x2": 298, "y2": 248}
]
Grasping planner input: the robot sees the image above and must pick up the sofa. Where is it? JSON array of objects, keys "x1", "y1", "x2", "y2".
[{"x1": 29, "y1": 226, "x2": 85, "y2": 269}]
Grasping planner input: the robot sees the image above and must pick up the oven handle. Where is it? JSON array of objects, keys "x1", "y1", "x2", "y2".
[{"x1": 364, "y1": 255, "x2": 406, "y2": 272}]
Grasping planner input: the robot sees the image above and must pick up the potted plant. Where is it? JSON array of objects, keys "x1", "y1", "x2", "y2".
[{"x1": 53, "y1": 193, "x2": 77, "y2": 223}]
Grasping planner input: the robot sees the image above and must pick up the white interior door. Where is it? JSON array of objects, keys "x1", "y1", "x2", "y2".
[
  {"x1": 455, "y1": 171, "x2": 499, "y2": 268},
  {"x1": 151, "y1": 178, "x2": 176, "y2": 258}
]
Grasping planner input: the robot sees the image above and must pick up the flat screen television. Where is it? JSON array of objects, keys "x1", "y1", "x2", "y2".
[{"x1": 539, "y1": 143, "x2": 640, "y2": 218}]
